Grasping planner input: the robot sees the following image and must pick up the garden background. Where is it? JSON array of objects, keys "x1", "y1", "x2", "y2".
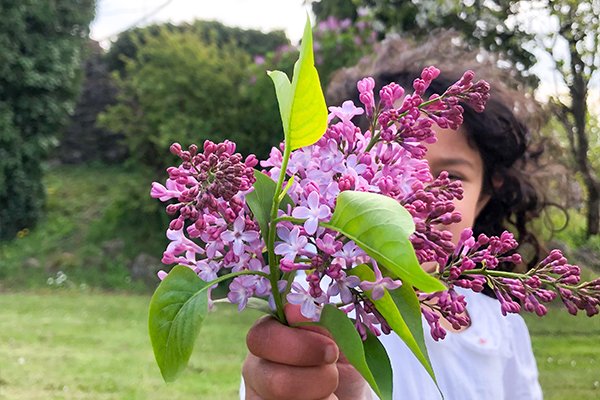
[{"x1": 0, "y1": 0, "x2": 599, "y2": 399}]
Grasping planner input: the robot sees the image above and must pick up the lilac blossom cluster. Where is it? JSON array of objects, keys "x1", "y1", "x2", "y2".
[
  {"x1": 428, "y1": 229, "x2": 600, "y2": 340},
  {"x1": 150, "y1": 140, "x2": 276, "y2": 309},
  {"x1": 314, "y1": 15, "x2": 377, "y2": 50},
  {"x1": 151, "y1": 67, "x2": 599, "y2": 342},
  {"x1": 259, "y1": 68, "x2": 497, "y2": 337}
]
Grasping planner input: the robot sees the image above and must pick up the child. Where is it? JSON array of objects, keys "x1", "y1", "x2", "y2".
[{"x1": 241, "y1": 36, "x2": 548, "y2": 399}]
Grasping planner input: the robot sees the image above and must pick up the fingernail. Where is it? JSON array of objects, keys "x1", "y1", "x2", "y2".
[{"x1": 324, "y1": 344, "x2": 338, "y2": 363}]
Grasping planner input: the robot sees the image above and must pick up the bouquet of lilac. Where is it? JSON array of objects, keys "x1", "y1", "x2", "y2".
[{"x1": 148, "y1": 19, "x2": 600, "y2": 399}]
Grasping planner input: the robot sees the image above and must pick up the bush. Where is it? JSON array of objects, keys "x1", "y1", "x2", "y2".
[{"x1": 99, "y1": 27, "x2": 284, "y2": 169}]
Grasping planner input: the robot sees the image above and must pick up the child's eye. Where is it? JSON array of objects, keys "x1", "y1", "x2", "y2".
[{"x1": 448, "y1": 173, "x2": 464, "y2": 181}]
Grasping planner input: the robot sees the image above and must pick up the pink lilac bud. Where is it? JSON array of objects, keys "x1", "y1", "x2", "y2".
[
  {"x1": 357, "y1": 77, "x2": 376, "y2": 116},
  {"x1": 170, "y1": 142, "x2": 183, "y2": 156},
  {"x1": 421, "y1": 66, "x2": 441, "y2": 82},
  {"x1": 157, "y1": 270, "x2": 168, "y2": 280},
  {"x1": 380, "y1": 83, "x2": 404, "y2": 109},
  {"x1": 421, "y1": 307, "x2": 446, "y2": 341}
]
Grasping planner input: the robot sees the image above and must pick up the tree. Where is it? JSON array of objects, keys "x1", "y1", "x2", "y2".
[
  {"x1": 59, "y1": 40, "x2": 125, "y2": 164},
  {"x1": 0, "y1": 0, "x2": 95, "y2": 240},
  {"x1": 312, "y1": 0, "x2": 600, "y2": 236},
  {"x1": 311, "y1": 0, "x2": 359, "y2": 21},
  {"x1": 311, "y1": 0, "x2": 539, "y2": 84},
  {"x1": 545, "y1": 0, "x2": 600, "y2": 236}
]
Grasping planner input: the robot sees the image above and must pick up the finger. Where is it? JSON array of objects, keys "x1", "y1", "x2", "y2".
[
  {"x1": 284, "y1": 303, "x2": 332, "y2": 337},
  {"x1": 243, "y1": 353, "x2": 339, "y2": 400},
  {"x1": 317, "y1": 395, "x2": 339, "y2": 400},
  {"x1": 335, "y1": 362, "x2": 370, "y2": 399},
  {"x1": 243, "y1": 383, "x2": 262, "y2": 400},
  {"x1": 247, "y1": 316, "x2": 339, "y2": 366}
]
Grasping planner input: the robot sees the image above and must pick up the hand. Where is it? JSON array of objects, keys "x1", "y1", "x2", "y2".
[{"x1": 242, "y1": 304, "x2": 371, "y2": 400}]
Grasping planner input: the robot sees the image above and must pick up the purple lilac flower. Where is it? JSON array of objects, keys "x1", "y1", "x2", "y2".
[
  {"x1": 328, "y1": 270, "x2": 361, "y2": 303},
  {"x1": 228, "y1": 275, "x2": 256, "y2": 311},
  {"x1": 360, "y1": 262, "x2": 402, "y2": 300},
  {"x1": 274, "y1": 226, "x2": 309, "y2": 261},
  {"x1": 220, "y1": 216, "x2": 260, "y2": 256},
  {"x1": 287, "y1": 282, "x2": 326, "y2": 320},
  {"x1": 328, "y1": 100, "x2": 364, "y2": 124},
  {"x1": 291, "y1": 191, "x2": 331, "y2": 235}
]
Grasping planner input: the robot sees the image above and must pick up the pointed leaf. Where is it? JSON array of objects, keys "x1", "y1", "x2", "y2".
[
  {"x1": 364, "y1": 331, "x2": 393, "y2": 400},
  {"x1": 349, "y1": 264, "x2": 440, "y2": 392},
  {"x1": 267, "y1": 70, "x2": 292, "y2": 137},
  {"x1": 246, "y1": 170, "x2": 294, "y2": 242},
  {"x1": 148, "y1": 265, "x2": 210, "y2": 382},
  {"x1": 323, "y1": 191, "x2": 446, "y2": 292},
  {"x1": 318, "y1": 304, "x2": 389, "y2": 400},
  {"x1": 288, "y1": 17, "x2": 328, "y2": 150}
]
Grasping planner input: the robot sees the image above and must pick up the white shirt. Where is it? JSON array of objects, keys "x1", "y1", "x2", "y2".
[
  {"x1": 373, "y1": 287, "x2": 543, "y2": 399},
  {"x1": 240, "y1": 287, "x2": 543, "y2": 399}
]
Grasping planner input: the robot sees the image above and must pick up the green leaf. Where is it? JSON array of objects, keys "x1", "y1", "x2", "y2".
[
  {"x1": 318, "y1": 305, "x2": 389, "y2": 400},
  {"x1": 349, "y1": 264, "x2": 439, "y2": 392},
  {"x1": 246, "y1": 170, "x2": 294, "y2": 241},
  {"x1": 244, "y1": 297, "x2": 273, "y2": 314},
  {"x1": 266, "y1": 70, "x2": 292, "y2": 137},
  {"x1": 323, "y1": 191, "x2": 446, "y2": 292},
  {"x1": 288, "y1": 17, "x2": 328, "y2": 150},
  {"x1": 267, "y1": 16, "x2": 327, "y2": 150},
  {"x1": 148, "y1": 265, "x2": 210, "y2": 382},
  {"x1": 364, "y1": 332, "x2": 393, "y2": 400}
]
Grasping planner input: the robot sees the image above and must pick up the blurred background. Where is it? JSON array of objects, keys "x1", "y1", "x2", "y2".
[{"x1": 0, "y1": 0, "x2": 599, "y2": 399}]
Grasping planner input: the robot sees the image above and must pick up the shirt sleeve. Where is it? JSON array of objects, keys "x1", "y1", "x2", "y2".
[{"x1": 502, "y1": 314, "x2": 543, "y2": 400}]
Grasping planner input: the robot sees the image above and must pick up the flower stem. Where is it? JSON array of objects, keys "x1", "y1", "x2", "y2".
[
  {"x1": 209, "y1": 269, "x2": 270, "y2": 285},
  {"x1": 459, "y1": 269, "x2": 524, "y2": 279},
  {"x1": 266, "y1": 144, "x2": 292, "y2": 324},
  {"x1": 364, "y1": 94, "x2": 447, "y2": 152},
  {"x1": 274, "y1": 216, "x2": 306, "y2": 224}
]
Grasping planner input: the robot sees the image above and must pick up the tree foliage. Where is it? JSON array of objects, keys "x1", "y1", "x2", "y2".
[
  {"x1": 104, "y1": 20, "x2": 289, "y2": 75},
  {"x1": 311, "y1": 0, "x2": 539, "y2": 86},
  {"x1": 312, "y1": 14, "x2": 378, "y2": 88},
  {"x1": 59, "y1": 40, "x2": 125, "y2": 164},
  {"x1": 0, "y1": 0, "x2": 95, "y2": 240},
  {"x1": 543, "y1": 0, "x2": 600, "y2": 236},
  {"x1": 99, "y1": 26, "x2": 285, "y2": 170}
]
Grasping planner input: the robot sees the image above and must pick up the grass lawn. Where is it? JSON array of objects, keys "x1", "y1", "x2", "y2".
[
  {"x1": 0, "y1": 290, "x2": 261, "y2": 400},
  {"x1": 0, "y1": 291, "x2": 599, "y2": 399},
  {"x1": 524, "y1": 309, "x2": 600, "y2": 400}
]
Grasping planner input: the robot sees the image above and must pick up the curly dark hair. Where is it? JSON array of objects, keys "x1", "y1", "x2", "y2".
[{"x1": 327, "y1": 33, "x2": 558, "y2": 279}]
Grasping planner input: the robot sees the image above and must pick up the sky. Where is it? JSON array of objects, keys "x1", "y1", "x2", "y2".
[{"x1": 91, "y1": 0, "x2": 310, "y2": 46}]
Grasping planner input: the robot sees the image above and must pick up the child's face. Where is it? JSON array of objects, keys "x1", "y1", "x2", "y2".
[{"x1": 425, "y1": 125, "x2": 489, "y2": 244}]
